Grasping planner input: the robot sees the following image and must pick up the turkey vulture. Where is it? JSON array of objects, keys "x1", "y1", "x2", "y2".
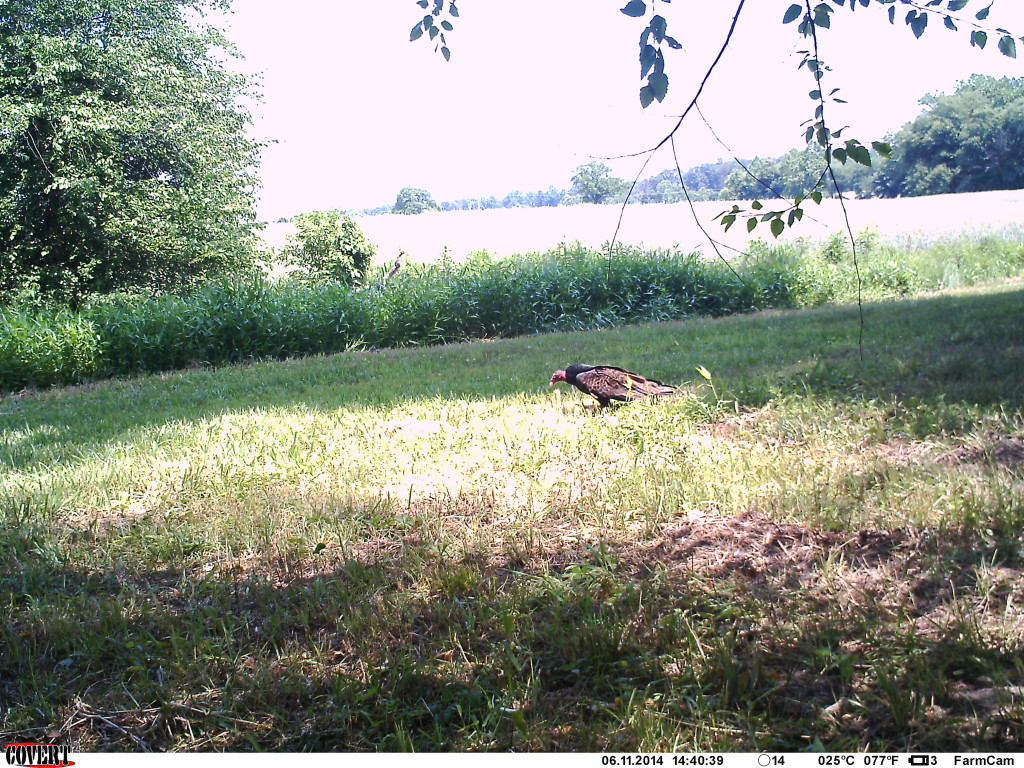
[{"x1": 549, "y1": 364, "x2": 677, "y2": 407}]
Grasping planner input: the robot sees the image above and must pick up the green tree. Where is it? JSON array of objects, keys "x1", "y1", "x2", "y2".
[
  {"x1": 280, "y1": 210, "x2": 375, "y2": 286},
  {"x1": 0, "y1": 0, "x2": 262, "y2": 306},
  {"x1": 720, "y1": 147, "x2": 882, "y2": 201},
  {"x1": 569, "y1": 161, "x2": 628, "y2": 204},
  {"x1": 720, "y1": 157, "x2": 783, "y2": 201},
  {"x1": 874, "y1": 75, "x2": 1024, "y2": 197},
  {"x1": 393, "y1": 186, "x2": 441, "y2": 214}
]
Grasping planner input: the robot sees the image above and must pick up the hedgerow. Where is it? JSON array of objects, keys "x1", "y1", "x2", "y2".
[{"x1": 2, "y1": 236, "x2": 1022, "y2": 392}]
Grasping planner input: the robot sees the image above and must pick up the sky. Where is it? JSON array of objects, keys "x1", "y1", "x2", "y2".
[{"x1": 206, "y1": 0, "x2": 1024, "y2": 221}]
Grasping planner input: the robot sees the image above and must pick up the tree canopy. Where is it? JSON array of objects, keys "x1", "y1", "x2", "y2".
[
  {"x1": 393, "y1": 186, "x2": 441, "y2": 215},
  {"x1": 0, "y1": 0, "x2": 262, "y2": 305},
  {"x1": 875, "y1": 75, "x2": 1024, "y2": 197},
  {"x1": 569, "y1": 161, "x2": 629, "y2": 205}
]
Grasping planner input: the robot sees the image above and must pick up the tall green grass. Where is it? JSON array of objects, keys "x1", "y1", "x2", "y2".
[
  {"x1": 2, "y1": 234, "x2": 1023, "y2": 393},
  {"x1": 0, "y1": 308, "x2": 102, "y2": 390}
]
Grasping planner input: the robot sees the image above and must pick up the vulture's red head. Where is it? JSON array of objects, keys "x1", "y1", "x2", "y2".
[{"x1": 549, "y1": 370, "x2": 567, "y2": 385}]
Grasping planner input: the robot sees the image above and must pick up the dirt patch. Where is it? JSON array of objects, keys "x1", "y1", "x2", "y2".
[
  {"x1": 940, "y1": 436, "x2": 1024, "y2": 468},
  {"x1": 699, "y1": 406, "x2": 776, "y2": 438},
  {"x1": 871, "y1": 439, "x2": 936, "y2": 468},
  {"x1": 629, "y1": 510, "x2": 907, "y2": 587}
]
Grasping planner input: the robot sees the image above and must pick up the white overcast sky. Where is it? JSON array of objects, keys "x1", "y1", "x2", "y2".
[{"x1": 207, "y1": 0, "x2": 1024, "y2": 220}]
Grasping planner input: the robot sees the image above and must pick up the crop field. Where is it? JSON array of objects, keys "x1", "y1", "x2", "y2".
[
  {"x1": 261, "y1": 188, "x2": 1024, "y2": 265},
  {"x1": 2, "y1": 273, "x2": 1023, "y2": 750}
]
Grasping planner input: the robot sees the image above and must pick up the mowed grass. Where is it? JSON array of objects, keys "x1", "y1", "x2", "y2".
[{"x1": 1, "y1": 280, "x2": 1023, "y2": 751}]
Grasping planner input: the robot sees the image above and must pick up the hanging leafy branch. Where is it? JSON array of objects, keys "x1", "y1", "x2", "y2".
[
  {"x1": 409, "y1": 0, "x2": 1018, "y2": 240},
  {"x1": 409, "y1": 0, "x2": 459, "y2": 60},
  {"x1": 701, "y1": 0, "x2": 1017, "y2": 237},
  {"x1": 620, "y1": 0, "x2": 682, "y2": 107}
]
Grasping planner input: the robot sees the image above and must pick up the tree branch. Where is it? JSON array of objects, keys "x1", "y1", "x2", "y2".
[
  {"x1": 803, "y1": 0, "x2": 865, "y2": 357},
  {"x1": 606, "y1": 0, "x2": 747, "y2": 262}
]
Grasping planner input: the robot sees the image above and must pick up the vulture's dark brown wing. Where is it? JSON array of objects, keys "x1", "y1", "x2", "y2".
[{"x1": 575, "y1": 366, "x2": 676, "y2": 405}]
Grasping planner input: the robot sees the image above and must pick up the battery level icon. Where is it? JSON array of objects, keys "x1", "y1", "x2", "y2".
[{"x1": 909, "y1": 757, "x2": 931, "y2": 766}]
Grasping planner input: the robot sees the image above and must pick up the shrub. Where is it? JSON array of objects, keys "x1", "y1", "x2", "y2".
[{"x1": 279, "y1": 211, "x2": 376, "y2": 286}]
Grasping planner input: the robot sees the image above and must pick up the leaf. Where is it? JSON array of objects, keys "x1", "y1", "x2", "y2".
[
  {"x1": 647, "y1": 71, "x2": 669, "y2": 102},
  {"x1": 747, "y1": 216, "x2": 758, "y2": 233},
  {"x1": 906, "y1": 9, "x2": 928, "y2": 38},
  {"x1": 809, "y1": 89, "x2": 822, "y2": 100},
  {"x1": 832, "y1": 147, "x2": 848, "y2": 164},
  {"x1": 946, "y1": 0, "x2": 968, "y2": 9},
  {"x1": 849, "y1": 145, "x2": 871, "y2": 166},
  {"x1": 640, "y1": 44, "x2": 657, "y2": 78},
  {"x1": 696, "y1": 365, "x2": 713, "y2": 381},
  {"x1": 441, "y1": 46, "x2": 451, "y2": 61},
  {"x1": 871, "y1": 140, "x2": 893, "y2": 158},
  {"x1": 810, "y1": 190, "x2": 824, "y2": 204},
  {"x1": 416, "y1": 0, "x2": 428, "y2": 7},
  {"x1": 721, "y1": 213, "x2": 736, "y2": 232},
  {"x1": 621, "y1": 0, "x2": 647, "y2": 17},
  {"x1": 639, "y1": 84, "x2": 654, "y2": 108},
  {"x1": 449, "y1": 2, "x2": 459, "y2": 16},
  {"x1": 410, "y1": 22, "x2": 425, "y2": 41},
  {"x1": 650, "y1": 14, "x2": 667, "y2": 42},
  {"x1": 502, "y1": 708, "x2": 528, "y2": 736},
  {"x1": 751, "y1": 200, "x2": 763, "y2": 210},
  {"x1": 888, "y1": 5, "x2": 896, "y2": 23},
  {"x1": 770, "y1": 218, "x2": 786, "y2": 238},
  {"x1": 998, "y1": 34, "x2": 1017, "y2": 58},
  {"x1": 975, "y1": 3, "x2": 992, "y2": 20},
  {"x1": 783, "y1": 4, "x2": 803, "y2": 23},
  {"x1": 813, "y1": 3, "x2": 832, "y2": 28},
  {"x1": 441, "y1": 20, "x2": 453, "y2": 31},
  {"x1": 971, "y1": 29, "x2": 988, "y2": 48},
  {"x1": 665, "y1": 35, "x2": 682, "y2": 49}
]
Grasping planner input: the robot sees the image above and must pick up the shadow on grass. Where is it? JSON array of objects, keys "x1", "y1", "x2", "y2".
[{"x1": 3, "y1": 509, "x2": 1022, "y2": 751}]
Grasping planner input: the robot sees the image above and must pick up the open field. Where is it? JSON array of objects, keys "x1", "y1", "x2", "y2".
[
  {"x1": 2, "y1": 277, "x2": 1023, "y2": 750},
  {"x1": 262, "y1": 189, "x2": 1024, "y2": 265}
]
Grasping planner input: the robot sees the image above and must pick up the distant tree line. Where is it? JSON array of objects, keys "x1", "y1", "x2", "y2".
[{"x1": 352, "y1": 75, "x2": 1023, "y2": 218}]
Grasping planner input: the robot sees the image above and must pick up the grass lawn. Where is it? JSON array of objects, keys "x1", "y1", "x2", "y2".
[{"x1": 1, "y1": 279, "x2": 1023, "y2": 751}]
